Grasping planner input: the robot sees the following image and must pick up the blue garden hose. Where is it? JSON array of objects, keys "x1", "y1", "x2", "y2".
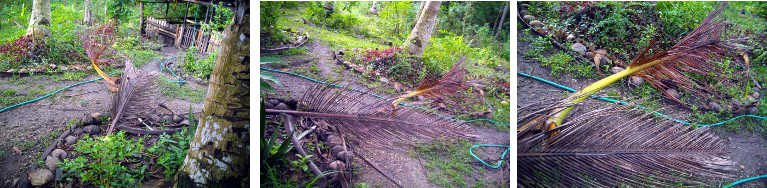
[
  {"x1": 518, "y1": 72, "x2": 767, "y2": 127},
  {"x1": 519, "y1": 72, "x2": 767, "y2": 185},
  {"x1": 470, "y1": 145, "x2": 510, "y2": 169},
  {"x1": 0, "y1": 72, "x2": 118, "y2": 114},
  {"x1": 156, "y1": 57, "x2": 186, "y2": 83}
]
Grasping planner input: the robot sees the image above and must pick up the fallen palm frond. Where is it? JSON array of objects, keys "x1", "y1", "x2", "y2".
[
  {"x1": 265, "y1": 85, "x2": 476, "y2": 150},
  {"x1": 108, "y1": 59, "x2": 158, "y2": 134},
  {"x1": 81, "y1": 20, "x2": 119, "y2": 90},
  {"x1": 525, "y1": 2, "x2": 748, "y2": 134},
  {"x1": 390, "y1": 57, "x2": 469, "y2": 108},
  {"x1": 518, "y1": 99, "x2": 733, "y2": 187}
]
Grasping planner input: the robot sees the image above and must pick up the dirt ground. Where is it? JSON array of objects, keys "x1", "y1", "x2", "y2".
[
  {"x1": 517, "y1": 27, "x2": 767, "y2": 187},
  {"x1": 263, "y1": 38, "x2": 510, "y2": 187},
  {"x1": 0, "y1": 46, "x2": 206, "y2": 187}
]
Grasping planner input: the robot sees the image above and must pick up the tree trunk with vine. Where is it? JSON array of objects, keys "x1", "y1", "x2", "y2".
[{"x1": 174, "y1": 0, "x2": 249, "y2": 187}]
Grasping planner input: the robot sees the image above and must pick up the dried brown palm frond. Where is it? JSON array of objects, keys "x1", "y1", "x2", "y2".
[
  {"x1": 108, "y1": 59, "x2": 158, "y2": 134},
  {"x1": 630, "y1": 2, "x2": 748, "y2": 111},
  {"x1": 266, "y1": 85, "x2": 477, "y2": 150},
  {"x1": 391, "y1": 57, "x2": 470, "y2": 107},
  {"x1": 81, "y1": 19, "x2": 119, "y2": 90},
  {"x1": 518, "y1": 99, "x2": 733, "y2": 187},
  {"x1": 537, "y1": 2, "x2": 749, "y2": 134}
]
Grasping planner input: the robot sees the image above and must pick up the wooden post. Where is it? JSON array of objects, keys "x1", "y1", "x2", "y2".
[
  {"x1": 176, "y1": 25, "x2": 184, "y2": 48},
  {"x1": 139, "y1": 2, "x2": 144, "y2": 36},
  {"x1": 184, "y1": 1, "x2": 190, "y2": 22}
]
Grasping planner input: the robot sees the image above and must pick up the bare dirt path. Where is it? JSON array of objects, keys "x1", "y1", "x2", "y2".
[
  {"x1": 517, "y1": 27, "x2": 767, "y2": 187},
  {"x1": 0, "y1": 46, "x2": 206, "y2": 187},
  {"x1": 263, "y1": 38, "x2": 509, "y2": 187}
]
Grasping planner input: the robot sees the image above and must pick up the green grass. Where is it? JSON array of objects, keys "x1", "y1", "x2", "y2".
[
  {"x1": 276, "y1": 8, "x2": 388, "y2": 51},
  {"x1": 412, "y1": 140, "x2": 492, "y2": 187},
  {"x1": 156, "y1": 79, "x2": 207, "y2": 103}
]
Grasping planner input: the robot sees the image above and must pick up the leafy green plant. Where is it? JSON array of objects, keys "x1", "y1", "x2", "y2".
[
  {"x1": 147, "y1": 128, "x2": 191, "y2": 178},
  {"x1": 59, "y1": 131, "x2": 147, "y2": 187},
  {"x1": 538, "y1": 51, "x2": 594, "y2": 78},
  {"x1": 261, "y1": 103, "x2": 294, "y2": 165},
  {"x1": 260, "y1": 56, "x2": 285, "y2": 94},
  {"x1": 290, "y1": 154, "x2": 313, "y2": 173}
]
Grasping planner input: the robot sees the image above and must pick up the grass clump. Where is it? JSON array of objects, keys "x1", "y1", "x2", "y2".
[
  {"x1": 413, "y1": 140, "x2": 491, "y2": 187},
  {"x1": 156, "y1": 78, "x2": 206, "y2": 103}
]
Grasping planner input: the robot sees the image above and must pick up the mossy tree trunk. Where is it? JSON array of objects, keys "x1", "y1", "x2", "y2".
[
  {"x1": 403, "y1": 1, "x2": 441, "y2": 57},
  {"x1": 174, "y1": 0, "x2": 249, "y2": 187},
  {"x1": 26, "y1": 0, "x2": 52, "y2": 40}
]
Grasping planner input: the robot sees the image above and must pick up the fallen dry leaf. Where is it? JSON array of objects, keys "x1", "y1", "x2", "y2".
[{"x1": 12, "y1": 147, "x2": 21, "y2": 155}]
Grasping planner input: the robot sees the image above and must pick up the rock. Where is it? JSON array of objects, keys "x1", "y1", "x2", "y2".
[
  {"x1": 45, "y1": 156, "x2": 60, "y2": 171},
  {"x1": 379, "y1": 77, "x2": 389, "y2": 83},
  {"x1": 749, "y1": 107, "x2": 759, "y2": 114},
  {"x1": 193, "y1": 77, "x2": 203, "y2": 83},
  {"x1": 80, "y1": 116, "x2": 94, "y2": 126},
  {"x1": 666, "y1": 89, "x2": 680, "y2": 99},
  {"x1": 566, "y1": 34, "x2": 575, "y2": 41},
  {"x1": 83, "y1": 125, "x2": 101, "y2": 135},
  {"x1": 30, "y1": 68, "x2": 38, "y2": 72},
  {"x1": 55, "y1": 168, "x2": 62, "y2": 182},
  {"x1": 52, "y1": 149, "x2": 67, "y2": 159},
  {"x1": 330, "y1": 145, "x2": 345, "y2": 157},
  {"x1": 709, "y1": 102, "x2": 722, "y2": 112},
  {"x1": 49, "y1": 64, "x2": 56, "y2": 69},
  {"x1": 172, "y1": 115, "x2": 183, "y2": 123},
  {"x1": 724, "y1": 104, "x2": 733, "y2": 112},
  {"x1": 571, "y1": 43, "x2": 587, "y2": 55},
  {"x1": 326, "y1": 135, "x2": 341, "y2": 145},
  {"x1": 523, "y1": 15, "x2": 536, "y2": 21},
  {"x1": 730, "y1": 98, "x2": 742, "y2": 107},
  {"x1": 180, "y1": 119, "x2": 189, "y2": 126},
  {"x1": 19, "y1": 69, "x2": 28, "y2": 73},
  {"x1": 751, "y1": 92, "x2": 760, "y2": 99},
  {"x1": 329, "y1": 160, "x2": 345, "y2": 171},
  {"x1": 268, "y1": 99, "x2": 280, "y2": 107},
  {"x1": 585, "y1": 52, "x2": 594, "y2": 59},
  {"x1": 6, "y1": 69, "x2": 14, "y2": 73},
  {"x1": 64, "y1": 136, "x2": 77, "y2": 145},
  {"x1": 29, "y1": 169, "x2": 53, "y2": 187},
  {"x1": 264, "y1": 102, "x2": 274, "y2": 109},
  {"x1": 72, "y1": 128, "x2": 84, "y2": 136},
  {"x1": 90, "y1": 112, "x2": 102, "y2": 119},
  {"x1": 159, "y1": 115, "x2": 173, "y2": 123},
  {"x1": 610, "y1": 67, "x2": 625, "y2": 74},
  {"x1": 336, "y1": 151, "x2": 353, "y2": 161},
  {"x1": 629, "y1": 76, "x2": 645, "y2": 86},
  {"x1": 393, "y1": 82, "x2": 403, "y2": 91},
  {"x1": 276, "y1": 103, "x2": 290, "y2": 110},
  {"x1": 285, "y1": 99, "x2": 299, "y2": 107},
  {"x1": 601, "y1": 57, "x2": 610, "y2": 65},
  {"x1": 520, "y1": 10, "x2": 529, "y2": 16},
  {"x1": 417, "y1": 95, "x2": 426, "y2": 101},
  {"x1": 437, "y1": 103, "x2": 447, "y2": 109},
  {"x1": 529, "y1": 20, "x2": 543, "y2": 28},
  {"x1": 747, "y1": 95, "x2": 757, "y2": 103}
]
